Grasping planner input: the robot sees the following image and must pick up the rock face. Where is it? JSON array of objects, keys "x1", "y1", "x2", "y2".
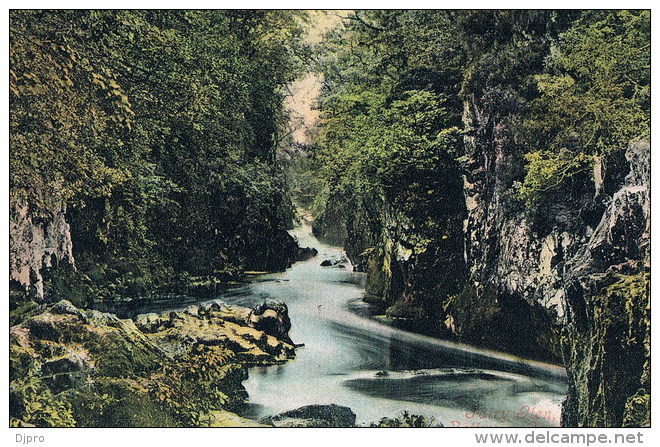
[
  {"x1": 315, "y1": 82, "x2": 650, "y2": 427},
  {"x1": 9, "y1": 201, "x2": 75, "y2": 301},
  {"x1": 561, "y1": 142, "x2": 650, "y2": 427},
  {"x1": 448, "y1": 93, "x2": 592, "y2": 360},
  {"x1": 317, "y1": 159, "x2": 467, "y2": 324},
  {"x1": 460, "y1": 85, "x2": 650, "y2": 425},
  {"x1": 10, "y1": 300, "x2": 296, "y2": 427},
  {"x1": 260, "y1": 404, "x2": 357, "y2": 427}
]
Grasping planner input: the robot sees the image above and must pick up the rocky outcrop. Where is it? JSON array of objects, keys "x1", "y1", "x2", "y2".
[
  {"x1": 459, "y1": 86, "x2": 650, "y2": 425},
  {"x1": 260, "y1": 404, "x2": 356, "y2": 427},
  {"x1": 10, "y1": 300, "x2": 296, "y2": 427},
  {"x1": 444, "y1": 91, "x2": 591, "y2": 360},
  {"x1": 247, "y1": 301, "x2": 295, "y2": 346},
  {"x1": 259, "y1": 405, "x2": 439, "y2": 428},
  {"x1": 9, "y1": 201, "x2": 75, "y2": 301},
  {"x1": 320, "y1": 167, "x2": 467, "y2": 325},
  {"x1": 561, "y1": 142, "x2": 650, "y2": 427},
  {"x1": 295, "y1": 246, "x2": 318, "y2": 261},
  {"x1": 135, "y1": 301, "x2": 296, "y2": 364}
]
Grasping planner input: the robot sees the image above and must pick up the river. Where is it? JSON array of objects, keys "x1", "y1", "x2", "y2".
[
  {"x1": 129, "y1": 223, "x2": 567, "y2": 427},
  {"x1": 214, "y1": 224, "x2": 567, "y2": 427}
]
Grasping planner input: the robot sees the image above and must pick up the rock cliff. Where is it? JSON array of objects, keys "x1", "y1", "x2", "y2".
[
  {"x1": 319, "y1": 91, "x2": 650, "y2": 426},
  {"x1": 455, "y1": 91, "x2": 650, "y2": 425},
  {"x1": 9, "y1": 201, "x2": 75, "y2": 302},
  {"x1": 560, "y1": 142, "x2": 650, "y2": 427}
]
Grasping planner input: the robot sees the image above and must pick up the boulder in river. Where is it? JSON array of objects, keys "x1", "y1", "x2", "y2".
[
  {"x1": 260, "y1": 404, "x2": 356, "y2": 427},
  {"x1": 295, "y1": 246, "x2": 318, "y2": 262},
  {"x1": 248, "y1": 301, "x2": 293, "y2": 345},
  {"x1": 320, "y1": 256, "x2": 348, "y2": 268}
]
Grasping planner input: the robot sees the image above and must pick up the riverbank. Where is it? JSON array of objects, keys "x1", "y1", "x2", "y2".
[
  {"x1": 9, "y1": 300, "x2": 296, "y2": 427},
  {"x1": 10, "y1": 223, "x2": 569, "y2": 428}
]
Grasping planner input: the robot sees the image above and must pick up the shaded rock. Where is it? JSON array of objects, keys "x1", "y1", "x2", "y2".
[
  {"x1": 41, "y1": 355, "x2": 89, "y2": 393},
  {"x1": 41, "y1": 355, "x2": 86, "y2": 376},
  {"x1": 248, "y1": 301, "x2": 293, "y2": 345},
  {"x1": 561, "y1": 142, "x2": 650, "y2": 427},
  {"x1": 260, "y1": 404, "x2": 356, "y2": 427},
  {"x1": 184, "y1": 305, "x2": 199, "y2": 316},
  {"x1": 295, "y1": 246, "x2": 318, "y2": 262},
  {"x1": 210, "y1": 301, "x2": 223, "y2": 312},
  {"x1": 312, "y1": 205, "x2": 349, "y2": 246},
  {"x1": 134, "y1": 313, "x2": 161, "y2": 333}
]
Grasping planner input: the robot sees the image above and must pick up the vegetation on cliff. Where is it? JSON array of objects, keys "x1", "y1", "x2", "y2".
[
  {"x1": 10, "y1": 10, "x2": 307, "y2": 306},
  {"x1": 304, "y1": 9, "x2": 648, "y2": 344},
  {"x1": 298, "y1": 10, "x2": 649, "y2": 427}
]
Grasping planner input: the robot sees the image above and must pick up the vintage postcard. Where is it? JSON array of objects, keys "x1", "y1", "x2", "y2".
[{"x1": 7, "y1": 6, "x2": 653, "y2": 444}]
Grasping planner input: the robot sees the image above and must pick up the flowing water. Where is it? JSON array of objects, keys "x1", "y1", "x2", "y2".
[
  {"x1": 237, "y1": 225, "x2": 566, "y2": 427},
  {"x1": 137, "y1": 224, "x2": 568, "y2": 427}
]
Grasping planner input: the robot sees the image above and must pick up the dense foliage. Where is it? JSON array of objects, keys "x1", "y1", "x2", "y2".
[
  {"x1": 10, "y1": 10, "x2": 307, "y2": 304},
  {"x1": 304, "y1": 10, "x2": 649, "y2": 336},
  {"x1": 520, "y1": 10, "x2": 650, "y2": 204},
  {"x1": 311, "y1": 9, "x2": 650, "y2": 219}
]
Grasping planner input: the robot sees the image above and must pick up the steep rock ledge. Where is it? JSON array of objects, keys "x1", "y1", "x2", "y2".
[
  {"x1": 9, "y1": 300, "x2": 295, "y2": 427},
  {"x1": 9, "y1": 201, "x2": 75, "y2": 301},
  {"x1": 317, "y1": 164, "x2": 467, "y2": 326},
  {"x1": 561, "y1": 142, "x2": 650, "y2": 427},
  {"x1": 447, "y1": 92, "x2": 593, "y2": 361},
  {"x1": 457, "y1": 91, "x2": 650, "y2": 427}
]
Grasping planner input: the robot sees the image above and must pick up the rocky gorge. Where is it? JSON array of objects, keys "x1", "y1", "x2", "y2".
[
  {"x1": 313, "y1": 94, "x2": 650, "y2": 429},
  {"x1": 309, "y1": 10, "x2": 650, "y2": 428},
  {"x1": 9, "y1": 10, "x2": 650, "y2": 429}
]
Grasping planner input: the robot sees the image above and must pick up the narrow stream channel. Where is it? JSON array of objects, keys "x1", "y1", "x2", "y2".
[
  {"x1": 128, "y1": 223, "x2": 567, "y2": 427},
  {"x1": 235, "y1": 224, "x2": 567, "y2": 427}
]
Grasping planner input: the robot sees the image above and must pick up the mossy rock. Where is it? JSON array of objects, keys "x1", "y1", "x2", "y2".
[
  {"x1": 10, "y1": 300, "x2": 295, "y2": 427},
  {"x1": 622, "y1": 390, "x2": 650, "y2": 427},
  {"x1": 385, "y1": 300, "x2": 426, "y2": 319}
]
